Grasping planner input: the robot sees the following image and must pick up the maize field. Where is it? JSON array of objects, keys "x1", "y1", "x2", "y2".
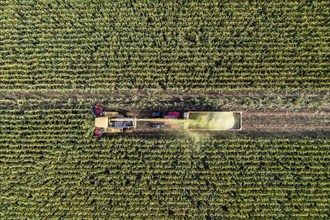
[
  {"x1": 0, "y1": 1, "x2": 329, "y2": 91},
  {"x1": 1, "y1": 0, "x2": 329, "y2": 219},
  {"x1": 0, "y1": 97, "x2": 329, "y2": 219}
]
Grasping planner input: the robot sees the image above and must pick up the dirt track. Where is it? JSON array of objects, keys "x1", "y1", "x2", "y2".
[
  {"x1": 1, "y1": 91, "x2": 329, "y2": 137},
  {"x1": 243, "y1": 111, "x2": 330, "y2": 131}
]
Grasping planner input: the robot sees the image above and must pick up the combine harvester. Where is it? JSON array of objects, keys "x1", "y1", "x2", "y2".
[{"x1": 92, "y1": 105, "x2": 242, "y2": 138}]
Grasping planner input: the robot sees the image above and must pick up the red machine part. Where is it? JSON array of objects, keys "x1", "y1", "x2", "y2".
[
  {"x1": 93, "y1": 128, "x2": 103, "y2": 138},
  {"x1": 164, "y1": 112, "x2": 181, "y2": 128},
  {"x1": 166, "y1": 112, "x2": 180, "y2": 117},
  {"x1": 94, "y1": 105, "x2": 104, "y2": 116}
]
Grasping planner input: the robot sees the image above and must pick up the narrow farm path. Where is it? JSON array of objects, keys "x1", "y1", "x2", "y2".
[{"x1": 243, "y1": 111, "x2": 330, "y2": 132}]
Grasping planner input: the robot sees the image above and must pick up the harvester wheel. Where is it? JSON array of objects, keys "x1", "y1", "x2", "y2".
[
  {"x1": 93, "y1": 105, "x2": 104, "y2": 117},
  {"x1": 93, "y1": 128, "x2": 104, "y2": 138}
]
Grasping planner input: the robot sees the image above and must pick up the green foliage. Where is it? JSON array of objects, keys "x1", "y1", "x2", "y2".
[
  {"x1": 0, "y1": 98, "x2": 329, "y2": 218},
  {"x1": 0, "y1": 1, "x2": 329, "y2": 91},
  {"x1": 1, "y1": 0, "x2": 329, "y2": 218}
]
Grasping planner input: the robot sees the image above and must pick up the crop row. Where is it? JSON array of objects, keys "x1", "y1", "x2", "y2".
[
  {"x1": 1, "y1": 1, "x2": 329, "y2": 91},
  {"x1": 1, "y1": 79, "x2": 329, "y2": 91},
  {"x1": 1, "y1": 136, "x2": 329, "y2": 219},
  {"x1": 0, "y1": 97, "x2": 329, "y2": 218}
]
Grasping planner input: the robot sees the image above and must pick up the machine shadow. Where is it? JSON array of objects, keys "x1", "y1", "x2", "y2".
[{"x1": 103, "y1": 130, "x2": 330, "y2": 139}]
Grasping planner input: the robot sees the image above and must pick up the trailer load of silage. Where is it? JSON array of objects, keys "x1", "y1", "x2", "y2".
[{"x1": 188, "y1": 112, "x2": 237, "y2": 130}]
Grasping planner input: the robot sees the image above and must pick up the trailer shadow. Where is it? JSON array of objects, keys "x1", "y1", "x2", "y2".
[{"x1": 104, "y1": 130, "x2": 330, "y2": 139}]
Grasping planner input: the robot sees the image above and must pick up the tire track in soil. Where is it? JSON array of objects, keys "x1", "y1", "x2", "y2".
[{"x1": 243, "y1": 112, "x2": 330, "y2": 131}]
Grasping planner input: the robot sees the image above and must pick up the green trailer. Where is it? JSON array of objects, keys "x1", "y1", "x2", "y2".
[{"x1": 184, "y1": 112, "x2": 242, "y2": 131}]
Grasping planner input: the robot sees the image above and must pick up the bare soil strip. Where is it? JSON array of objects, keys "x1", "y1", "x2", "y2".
[{"x1": 243, "y1": 112, "x2": 330, "y2": 131}]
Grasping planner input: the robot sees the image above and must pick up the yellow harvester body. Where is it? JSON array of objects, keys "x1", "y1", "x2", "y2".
[{"x1": 95, "y1": 112, "x2": 137, "y2": 134}]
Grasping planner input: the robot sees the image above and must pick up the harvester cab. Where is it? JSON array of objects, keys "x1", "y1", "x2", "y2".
[{"x1": 93, "y1": 105, "x2": 137, "y2": 137}]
